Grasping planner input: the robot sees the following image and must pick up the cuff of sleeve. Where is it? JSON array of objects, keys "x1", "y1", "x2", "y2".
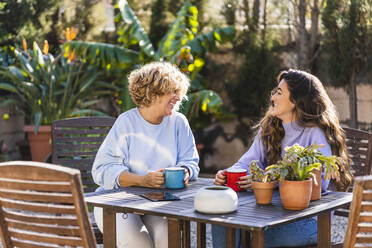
[
  {"x1": 112, "y1": 168, "x2": 129, "y2": 189},
  {"x1": 181, "y1": 165, "x2": 193, "y2": 180}
]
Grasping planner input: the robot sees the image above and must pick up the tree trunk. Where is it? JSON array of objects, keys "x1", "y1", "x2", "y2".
[
  {"x1": 287, "y1": 4, "x2": 292, "y2": 43},
  {"x1": 309, "y1": 0, "x2": 319, "y2": 69},
  {"x1": 297, "y1": 0, "x2": 308, "y2": 69},
  {"x1": 348, "y1": 68, "x2": 358, "y2": 128},
  {"x1": 242, "y1": 0, "x2": 250, "y2": 27},
  {"x1": 261, "y1": 0, "x2": 267, "y2": 43},
  {"x1": 252, "y1": 0, "x2": 260, "y2": 32}
]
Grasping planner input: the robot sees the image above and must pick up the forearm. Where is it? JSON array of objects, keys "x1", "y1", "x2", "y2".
[{"x1": 118, "y1": 171, "x2": 145, "y2": 187}]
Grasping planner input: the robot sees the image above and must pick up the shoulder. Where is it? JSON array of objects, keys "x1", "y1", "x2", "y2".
[
  {"x1": 303, "y1": 126, "x2": 326, "y2": 138},
  {"x1": 115, "y1": 108, "x2": 139, "y2": 127},
  {"x1": 169, "y1": 111, "x2": 190, "y2": 126}
]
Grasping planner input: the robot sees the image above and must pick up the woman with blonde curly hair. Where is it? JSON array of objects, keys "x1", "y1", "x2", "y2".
[
  {"x1": 213, "y1": 69, "x2": 352, "y2": 247},
  {"x1": 92, "y1": 61, "x2": 199, "y2": 248}
]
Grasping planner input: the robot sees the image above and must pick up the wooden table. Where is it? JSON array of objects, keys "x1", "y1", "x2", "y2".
[{"x1": 85, "y1": 178, "x2": 352, "y2": 248}]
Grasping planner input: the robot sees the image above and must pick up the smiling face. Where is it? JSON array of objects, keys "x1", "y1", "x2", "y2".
[
  {"x1": 270, "y1": 79, "x2": 296, "y2": 123},
  {"x1": 154, "y1": 90, "x2": 182, "y2": 117}
]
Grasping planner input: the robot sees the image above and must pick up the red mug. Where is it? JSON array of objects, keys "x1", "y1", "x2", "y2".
[{"x1": 223, "y1": 169, "x2": 248, "y2": 191}]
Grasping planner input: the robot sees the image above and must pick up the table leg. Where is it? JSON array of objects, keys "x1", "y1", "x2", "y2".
[
  {"x1": 103, "y1": 207, "x2": 116, "y2": 248},
  {"x1": 318, "y1": 212, "x2": 331, "y2": 248},
  {"x1": 250, "y1": 230, "x2": 264, "y2": 248},
  {"x1": 241, "y1": 230, "x2": 249, "y2": 248},
  {"x1": 168, "y1": 217, "x2": 181, "y2": 248},
  {"x1": 182, "y1": 220, "x2": 190, "y2": 248},
  {"x1": 197, "y1": 222, "x2": 206, "y2": 248},
  {"x1": 226, "y1": 227, "x2": 235, "y2": 248}
]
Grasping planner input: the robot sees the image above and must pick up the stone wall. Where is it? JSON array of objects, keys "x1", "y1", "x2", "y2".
[
  {"x1": 327, "y1": 84, "x2": 372, "y2": 130},
  {"x1": 0, "y1": 106, "x2": 24, "y2": 159}
]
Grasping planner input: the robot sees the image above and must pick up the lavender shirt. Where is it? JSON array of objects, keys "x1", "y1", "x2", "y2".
[{"x1": 231, "y1": 121, "x2": 331, "y2": 191}]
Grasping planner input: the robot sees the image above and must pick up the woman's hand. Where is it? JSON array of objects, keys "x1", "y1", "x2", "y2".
[
  {"x1": 214, "y1": 170, "x2": 226, "y2": 185},
  {"x1": 142, "y1": 169, "x2": 165, "y2": 188},
  {"x1": 184, "y1": 169, "x2": 190, "y2": 185},
  {"x1": 236, "y1": 174, "x2": 252, "y2": 190}
]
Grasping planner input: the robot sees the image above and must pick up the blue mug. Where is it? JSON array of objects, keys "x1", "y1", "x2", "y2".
[{"x1": 164, "y1": 167, "x2": 185, "y2": 189}]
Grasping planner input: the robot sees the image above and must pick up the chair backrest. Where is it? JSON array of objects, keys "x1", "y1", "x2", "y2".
[
  {"x1": 343, "y1": 175, "x2": 372, "y2": 247},
  {"x1": 52, "y1": 117, "x2": 116, "y2": 193},
  {"x1": 344, "y1": 127, "x2": 372, "y2": 180},
  {"x1": 0, "y1": 161, "x2": 96, "y2": 248}
]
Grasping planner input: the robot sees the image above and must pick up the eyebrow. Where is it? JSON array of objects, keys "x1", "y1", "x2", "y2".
[{"x1": 277, "y1": 87, "x2": 283, "y2": 92}]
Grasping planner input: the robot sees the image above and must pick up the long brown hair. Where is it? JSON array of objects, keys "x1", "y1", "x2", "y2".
[{"x1": 259, "y1": 69, "x2": 352, "y2": 191}]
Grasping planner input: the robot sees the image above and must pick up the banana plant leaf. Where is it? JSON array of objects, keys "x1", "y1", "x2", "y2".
[
  {"x1": 156, "y1": 1, "x2": 194, "y2": 59},
  {"x1": 118, "y1": 0, "x2": 155, "y2": 58},
  {"x1": 186, "y1": 26, "x2": 235, "y2": 55},
  {"x1": 64, "y1": 41, "x2": 140, "y2": 68}
]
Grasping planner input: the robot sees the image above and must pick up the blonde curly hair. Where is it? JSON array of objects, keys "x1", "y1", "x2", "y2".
[{"x1": 128, "y1": 62, "x2": 190, "y2": 108}]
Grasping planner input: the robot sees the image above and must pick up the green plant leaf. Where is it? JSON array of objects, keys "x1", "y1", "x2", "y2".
[
  {"x1": 156, "y1": 0, "x2": 193, "y2": 59},
  {"x1": 0, "y1": 98, "x2": 18, "y2": 108},
  {"x1": 0, "y1": 83, "x2": 18, "y2": 93},
  {"x1": 187, "y1": 26, "x2": 235, "y2": 55},
  {"x1": 64, "y1": 41, "x2": 140, "y2": 68},
  {"x1": 34, "y1": 111, "x2": 42, "y2": 134},
  {"x1": 118, "y1": 0, "x2": 155, "y2": 57}
]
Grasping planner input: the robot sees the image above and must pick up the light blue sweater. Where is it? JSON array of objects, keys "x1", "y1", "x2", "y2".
[
  {"x1": 92, "y1": 108, "x2": 200, "y2": 190},
  {"x1": 231, "y1": 121, "x2": 331, "y2": 191}
]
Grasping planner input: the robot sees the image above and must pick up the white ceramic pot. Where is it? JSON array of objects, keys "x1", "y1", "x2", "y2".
[{"x1": 194, "y1": 186, "x2": 238, "y2": 214}]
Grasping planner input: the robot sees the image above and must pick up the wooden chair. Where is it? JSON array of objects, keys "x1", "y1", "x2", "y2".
[
  {"x1": 52, "y1": 116, "x2": 116, "y2": 243},
  {"x1": 343, "y1": 175, "x2": 372, "y2": 247},
  {"x1": 334, "y1": 127, "x2": 372, "y2": 217},
  {"x1": 52, "y1": 117, "x2": 116, "y2": 193},
  {"x1": 0, "y1": 161, "x2": 96, "y2": 247}
]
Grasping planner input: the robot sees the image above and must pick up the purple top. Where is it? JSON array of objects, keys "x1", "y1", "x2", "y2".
[{"x1": 231, "y1": 121, "x2": 331, "y2": 191}]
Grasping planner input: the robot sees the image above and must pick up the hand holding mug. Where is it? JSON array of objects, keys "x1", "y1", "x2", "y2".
[
  {"x1": 143, "y1": 169, "x2": 165, "y2": 188},
  {"x1": 214, "y1": 170, "x2": 226, "y2": 186},
  {"x1": 236, "y1": 174, "x2": 252, "y2": 190},
  {"x1": 183, "y1": 168, "x2": 190, "y2": 185}
]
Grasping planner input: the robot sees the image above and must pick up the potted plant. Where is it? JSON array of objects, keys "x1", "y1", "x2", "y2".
[
  {"x1": 268, "y1": 143, "x2": 342, "y2": 210},
  {"x1": 250, "y1": 161, "x2": 279, "y2": 205},
  {"x1": 0, "y1": 35, "x2": 115, "y2": 161}
]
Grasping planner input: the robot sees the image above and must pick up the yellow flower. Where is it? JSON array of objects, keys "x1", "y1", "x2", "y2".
[
  {"x1": 70, "y1": 28, "x2": 78, "y2": 40},
  {"x1": 43, "y1": 40, "x2": 49, "y2": 54},
  {"x1": 194, "y1": 58, "x2": 204, "y2": 67},
  {"x1": 201, "y1": 99, "x2": 210, "y2": 112},
  {"x1": 38, "y1": 99, "x2": 42, "y2": 106},
  {"x1": 22, "y1": 39, "x2": 27, "y2": 52},
  {"x1": 68, "y1": 50, "x2": 75, "y2": 62},
  {"x1": 2, "y1": 113, "x2": 9, "y2": 121},
  {"x1": 65, "y1": 28, "x2": 71, "y2": 41},
  {"x1": 188, "y1": 64, "x2": 195, "y2": 72}
]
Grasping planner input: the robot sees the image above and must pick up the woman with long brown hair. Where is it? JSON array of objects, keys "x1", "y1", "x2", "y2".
[{"x1": 213, "y1": 69, "x2": 352, "y2": 247}]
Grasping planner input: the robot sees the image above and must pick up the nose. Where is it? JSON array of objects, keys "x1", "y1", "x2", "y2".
[
  {"x1": 172, "y1": 94, "x2": 181, "y2": 102},
  {"x1": 271, "y1": 93, "x2": 276, "y2": 102}
]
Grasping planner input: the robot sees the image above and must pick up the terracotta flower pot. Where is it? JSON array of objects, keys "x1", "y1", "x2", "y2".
[
  {"x1": 252, "y1": 181, "x2": 276, "y2": 205},
  {"x1": 279, "y1": 179, "x2": 312, "y2": 210},
  {"x1": 24, "y1": 125, "x2": 52, "y2": 162},
  {"x1": 310, "y1": 169, "x2": 322, "y2": 201}
]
